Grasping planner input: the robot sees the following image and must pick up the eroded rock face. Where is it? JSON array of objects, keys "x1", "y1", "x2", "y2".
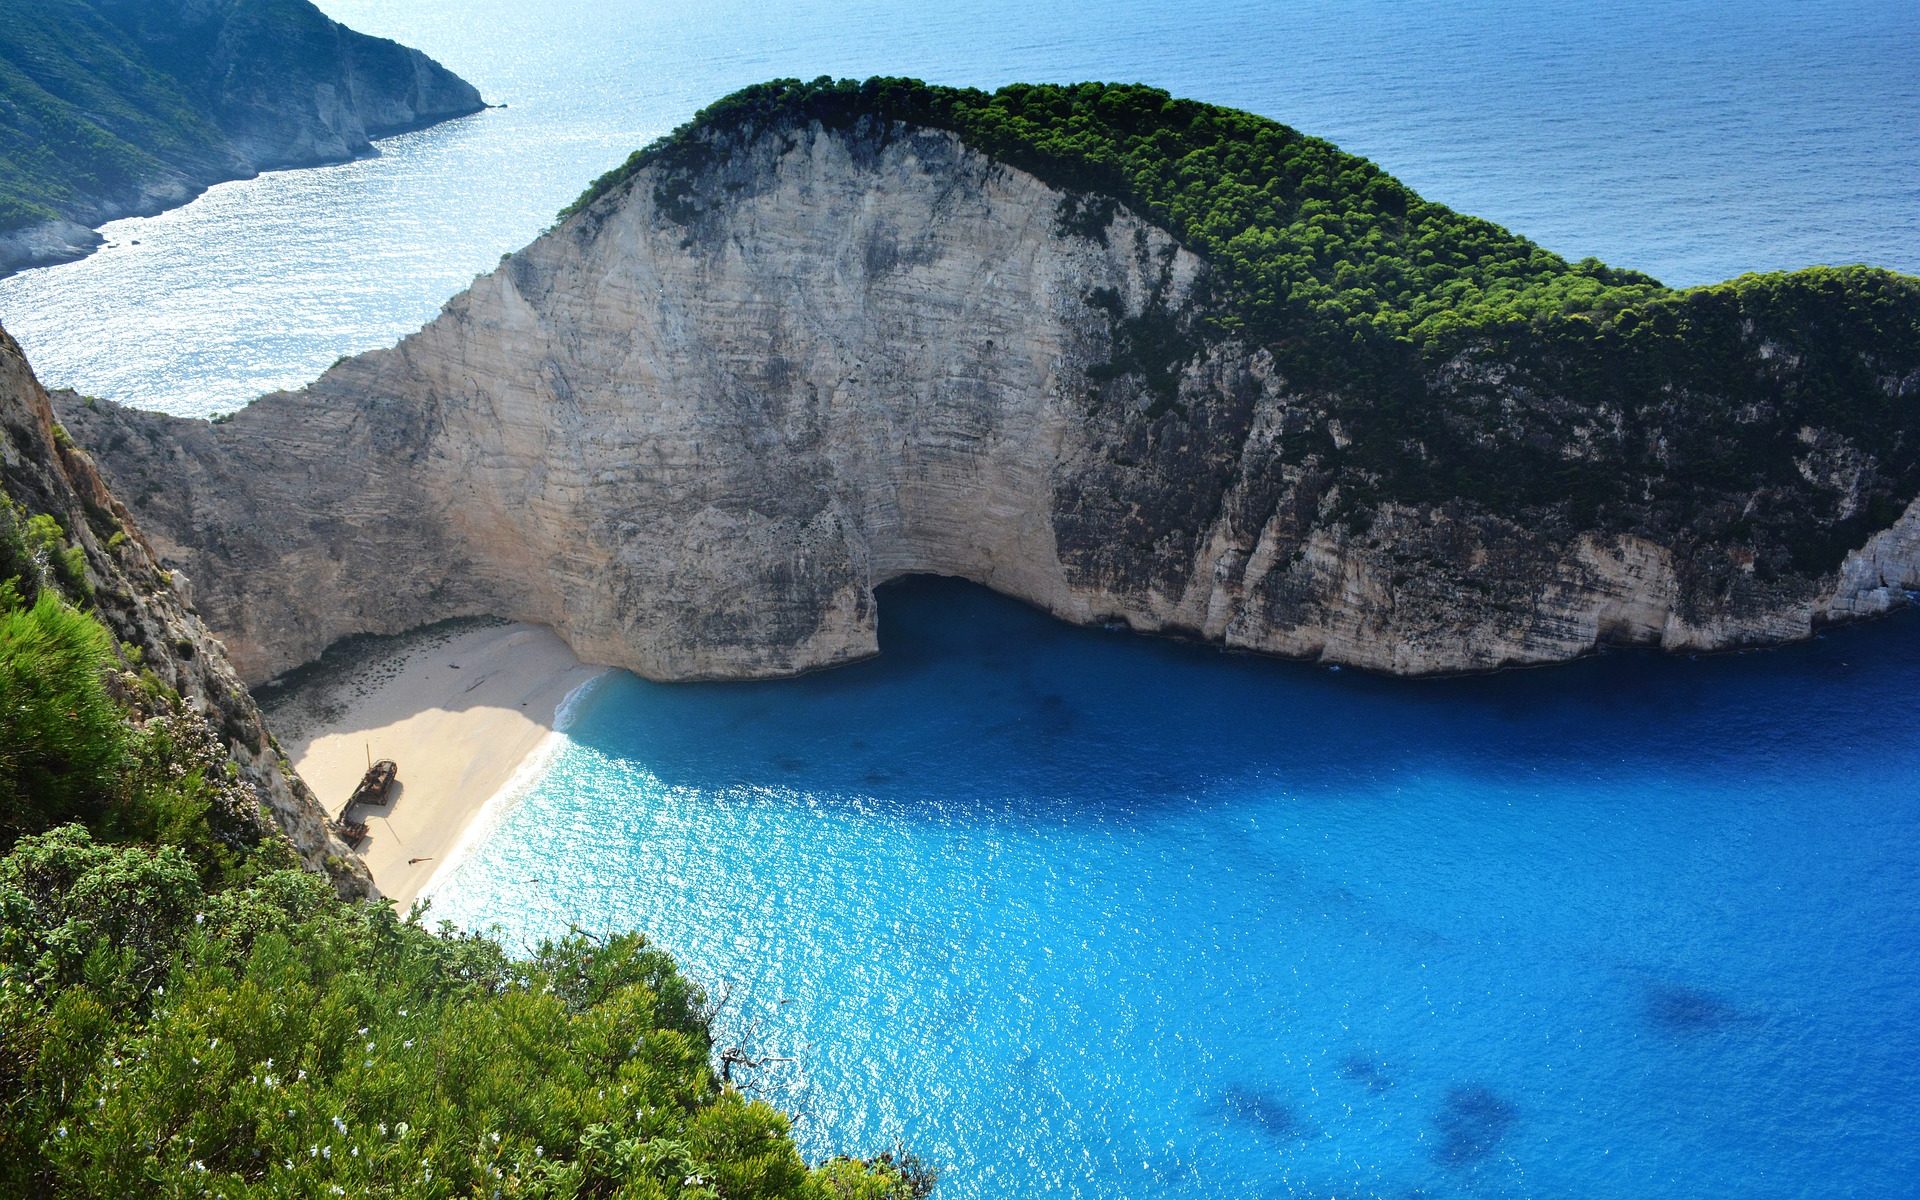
[
  {"x1": 0, "y1": 327, "x2": 370, "y2": 894},
  {"x1": 64, "y1": 120, "x2": 1920, "y2": 683}
]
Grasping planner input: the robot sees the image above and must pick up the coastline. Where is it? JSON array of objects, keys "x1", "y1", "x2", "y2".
[
  {"x1": 0, "y1": 108, "x2": 491, "y2": 281},
  {"x1": 258, "y1": 618, "x2": 604, "y2": 908}
]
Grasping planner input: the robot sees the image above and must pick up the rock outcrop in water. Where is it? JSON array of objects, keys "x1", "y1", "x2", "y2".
[
  {"x1": 62, "y1": 80, "x2": 1920, "y2": 683},
  {"x1": 0, "y1": 324, "x2": 367, "y2": 893},
  {"x1": 0, "y1": 0, "x2": 485, "y2": 276}
]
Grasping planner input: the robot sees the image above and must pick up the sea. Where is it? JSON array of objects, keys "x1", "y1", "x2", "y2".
[{"x1": 2, "y1": 1, "x2": 1917, "y2": 1195}]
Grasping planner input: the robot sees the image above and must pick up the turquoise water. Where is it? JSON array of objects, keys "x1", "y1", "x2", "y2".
[
  {"x1": 4, "y1": 1, "x2": 1916, "y2": 1191},
  {"x1": 430, "y1": 579, "x2": 1920, "y2": 1198},
  {"x1": 0, "y1": 0, "x2": 1914, "y2": 414}
]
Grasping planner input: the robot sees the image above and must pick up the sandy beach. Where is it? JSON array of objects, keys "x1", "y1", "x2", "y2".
[{"x1": 259, "y1": 619, "x2": 604, "y2": 907}]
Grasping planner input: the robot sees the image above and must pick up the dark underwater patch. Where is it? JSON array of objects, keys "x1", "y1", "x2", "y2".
[
  {"x1": 1432, "y1": 1085, "x2": 1516, "y2": 1165},
  {"x1": 1643, "y1": 981, "x2": 1742, "y2": 1035},
  {"x1": 1340, "y1": 1052, "x2": 1398, "y2": 1094},
  {"x1": 1220, "y1": 1084, "x2": 1305, "y2": 1140},
  {"x1": 1032, "y1": 692, "x2": 1076, "y2": 736}
]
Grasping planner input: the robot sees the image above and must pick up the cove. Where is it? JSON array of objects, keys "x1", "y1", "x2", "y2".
[{"x1": 426, "y1": 578, "x2": 1920, "y2": 1198}]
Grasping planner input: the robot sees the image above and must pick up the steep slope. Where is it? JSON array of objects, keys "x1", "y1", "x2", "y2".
[
  {"x1": 65, "y1": 80, "x2": 1920, "y2": 683},
  {"x1": 1, "y1": 323, "x2": 368, "y2": 892},
  {"x1": 0, "y1": 0, "x2": 484, "y2": 275}
]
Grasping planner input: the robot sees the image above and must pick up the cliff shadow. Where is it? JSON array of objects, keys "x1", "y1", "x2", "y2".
[{"x1": 546, "y1": 575, "x2": 1920, "y2": 823}]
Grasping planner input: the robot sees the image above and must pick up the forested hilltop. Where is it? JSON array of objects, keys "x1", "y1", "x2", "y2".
[
  {"x1": 64, "y1": 76, "x2": 1920, "y2": 685},
  {"x1": 0, "y1": 325, "x2": 927, "y2": 1197},
  {"x1": 577, "y1": 78, "x2": 1920, "y2": 575},
  {"x1": 0, "y1": 0, "x2": 485, "y2": 276}
]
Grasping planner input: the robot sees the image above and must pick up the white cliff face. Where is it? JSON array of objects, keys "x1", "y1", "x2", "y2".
[{"x1": 66, "y1": 119, "x2": 1920, "y2": 683}]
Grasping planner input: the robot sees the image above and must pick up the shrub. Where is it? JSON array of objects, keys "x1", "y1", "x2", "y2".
[{"x1": 0, "y1": 593, "x2": 127, "y2": 843}]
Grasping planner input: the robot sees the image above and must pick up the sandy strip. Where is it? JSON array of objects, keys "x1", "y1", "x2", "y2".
[{"x1": 259, "y1": 620, "x2": 605, "y2": 908}]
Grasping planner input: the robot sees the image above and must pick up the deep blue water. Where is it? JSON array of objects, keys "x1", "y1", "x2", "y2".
[
  {"x1": 429, "y1": 579, "x2": 1920, "y2": 1199},
  {"x1": 0, "y1": 0, "x2": 1914, "y2": 414},
  {"x1": 3, "y1": 1, "x2": 1915, "y2": 1191}
]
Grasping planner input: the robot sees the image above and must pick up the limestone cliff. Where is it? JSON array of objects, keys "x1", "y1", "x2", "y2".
[
  {"x1": 0, "y1": 325, "x2": 369, "y2": 894},
  {"x1": 0, "y1": 0, "x2": 485, "y2": 276},
  {"x1": 62, "y1": 83, "x2": 1920, "y2": 682}
]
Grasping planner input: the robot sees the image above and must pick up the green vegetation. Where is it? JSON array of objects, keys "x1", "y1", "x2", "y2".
[
  {"x1": 0, "y1": 0, "x2": 235, "y2": 232},
  {"x1": 567, "y1": 78, "x2": 1680, "y2": 352},
  {"x1": 566, "y1": 79, "x2": 1920, "y2": 569},
  {"x1": 0, "y1": 483, "x2": 928, "y2": 1195},
  {"x1": 0, "y1": 0, "x2": 482, "y2": 252}
]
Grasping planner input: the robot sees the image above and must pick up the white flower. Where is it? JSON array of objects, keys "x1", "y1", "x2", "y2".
[
  {"x1": 297, "y1": 1069, "x2": 308, "y2": 1082},
  {"x1": 332, "y1": 1116, "x2": 348, "y2": 1135},
  {"x1": 535, "y1": 1145, "x2": 544, "y2": 1158},
  {"x1": 403, "y1": 1039, "x2": 414, "y2": 1049},
  {"x1": 55, "y1": 1125, "x2": 67, "y2": 1139},
  {"x1": 397, "y1": 1121, "x2": 410, "y2": 1136},
  {"x1": 489, "y1": 1131, "x2": 500, "y2": 1144}
]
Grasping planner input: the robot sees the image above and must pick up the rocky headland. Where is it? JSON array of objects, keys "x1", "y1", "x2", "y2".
[
  {"x1": 61, "y1": 79, "x2": 1920, "y2": 684},
  {"x1": 0, "y1": 0, "x2": 485, "y2": 276},
  {"x1": 0, "y1": 325, "x2": 367, "y2": 891}
]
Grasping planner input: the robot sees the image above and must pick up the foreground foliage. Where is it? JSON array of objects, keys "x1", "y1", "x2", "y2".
[{"x1": 0, "y1": 494, "x2": 926, "y2": 1197}]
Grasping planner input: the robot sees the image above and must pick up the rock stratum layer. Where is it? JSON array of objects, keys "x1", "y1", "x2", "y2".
[
  {"x1": 63, "y1": 82, "x2": 1920, "y2": 683},
  {"x1": 0, "y1": 326, "x2": 368, "y2": 892},
  {"x1": 0, "y1": 0, "x2": 484, "y2": 276}
]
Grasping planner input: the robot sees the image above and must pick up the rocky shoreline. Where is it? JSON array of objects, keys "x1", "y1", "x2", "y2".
[{"x1": 0, "y1": 0, "x2": 486, "y2": 278}]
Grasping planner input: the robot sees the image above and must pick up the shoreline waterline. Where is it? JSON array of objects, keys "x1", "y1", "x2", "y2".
[
  {"x1": 415, "y1": 668, "x2": 612, "y2": 908},
  {"x1": 259, "y1": 619, "x2": 604, "y2": 907},
  {"x1": 424, "y1": 578, "x2": 1920, "y2": 1200}
]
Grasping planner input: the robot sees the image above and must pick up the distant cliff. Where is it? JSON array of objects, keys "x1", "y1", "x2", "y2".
[
  {"x1": 0, "y1": 323, "x2": 368, "y2": 892},
  {"x1": 64, "y1": 80, "x2": 1920, "y2": 682},
  {"x1": 0, "y1": 0, "x2": 484, "y2": 276}
]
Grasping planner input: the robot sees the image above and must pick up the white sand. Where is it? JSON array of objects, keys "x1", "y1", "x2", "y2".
[{"x1": 263, "y1": 620, "x2": 604, "y2": 907}]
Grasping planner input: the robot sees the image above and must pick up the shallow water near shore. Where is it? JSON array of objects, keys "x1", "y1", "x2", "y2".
[
  {"x1": 429, "y1": 578, "x2": 1920, "y2": 1198},
  {"x1": 2, "y1": 0, "x2": 1914, "y2": 1191}
]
